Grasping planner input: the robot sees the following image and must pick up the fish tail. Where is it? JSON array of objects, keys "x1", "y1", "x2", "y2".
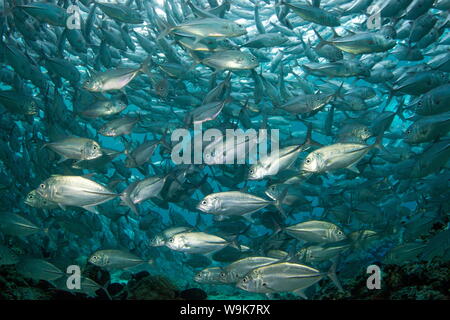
[
  {"x1": 381, "y1": 83, "x2": 396, "y2": 111},
  {"x1": 119, "y1": 192, "x2": 139, "y2": 217},
  {"x1": 155, "y1": 22, "x2": 173, "y2": 41},
  {"x1": 304, "y1": 121, "x2": 323, "y2": 147},
  {"x1": 312, "y1": 27, "x2": 330, "y2": 50},
  {"x1": 394, "y1": 97, "x2": 406, "y2": 121},
  {"x1": 40, "y1": 143, "x2": 49, "y2": 151},
  {"x1": 327, "y1": 260, "x2": 344, "y2": 293},
  {"x1": 187, "y1": 50, "x2": 202, "y2": 72},
  {"x1": 140, "y1": 56, "x2": 153, "y2": 79},
  {"x1": 225, "y1": 234, "x2": 241, "y2": 251},
  {"x1": 332, "y1": 82, "x2": 345, "y2": 101},
  {"x1": 372, "y1": 131, "x2": 386, "y2": 153},
  {"x1": 272, "y1": 186, "x2": 288, "y2": 219}
]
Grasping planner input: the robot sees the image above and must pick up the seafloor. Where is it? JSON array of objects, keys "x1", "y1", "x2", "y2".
[{"x1": 1, "y1": 258, "x2": 448, "y2": 300}]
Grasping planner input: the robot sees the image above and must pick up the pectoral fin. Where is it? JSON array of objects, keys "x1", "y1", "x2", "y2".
[
  {"x1": 293, "y1": 288, "x2": 308, "y2": 299},
  {"x1": 57, "y1": 156, "x2": 68, "y2": 164},
  {"x1": 346, "y1": 164, "x2": 360, "y2": 174},
  {"x1": 82, "y1": 205, "x2": 99, "y2": 214}
]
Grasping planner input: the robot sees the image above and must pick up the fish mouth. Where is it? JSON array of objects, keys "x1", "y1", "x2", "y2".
[
  {"x1": 236, "y1": 282, "x2": 246, "y2": 290},
  {"x1": 87, "y1": 152, "x2": 103, "y2": 160},
  {"x1": 299, "y1": 166, "x2": 309, "y2": 172},
  {"x1": 27, "y1": 106, "x2": 38, "y2": 115},
  {"x1": 264, "y1": 191, "x2": 276, "y2": 201}
]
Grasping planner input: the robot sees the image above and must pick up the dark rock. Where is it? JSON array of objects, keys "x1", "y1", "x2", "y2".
[
  {"x1": 133, "y1": 271, "x2": 150, "y2": 281},
  {"x1": 108, "y1": 283, "x2": 125, "y2": 296},
  {"x1": 311, "y1": 258, "x2": 450, "y2": 300},
  {"x1": 83, "y1": 264, "x2": 110, "y2": 287},
  {"x1": 127, "y1": 274, "x2": 180, "y2": 300},
  {"x1": 179, "y1": 288, "x2": 207, "y2": 300}
]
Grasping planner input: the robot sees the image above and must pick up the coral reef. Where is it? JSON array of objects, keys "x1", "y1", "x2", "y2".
[
  {"x1": 0, "y1": 265, "x2": 201, "y2": 300},
  {"x1": 1, "y1": 259, "x2": 448, "y2": 300},
  {"x1": 126, "y1": 272, "x2": 180, "y2": 300},
  {"x1": 312, "y1": 258, "x2": 450, "y2": 300},
  {"x1": 0, "y1": 266, "x2": 51, "y2": 300}
]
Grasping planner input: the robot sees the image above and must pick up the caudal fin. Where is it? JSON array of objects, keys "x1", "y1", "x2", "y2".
[
  {"x1": 372, "y1": 131, "x2": 387, "y2": 153},
  {"x1": 327, "y1": 261, "x2": 344, "y2": 293},
  {"x1": 140, "y1": 56, "x2": 154, "y2": 80},
  {"x1": 119, "y1": 192, "x2": 139, "y2": 217}
]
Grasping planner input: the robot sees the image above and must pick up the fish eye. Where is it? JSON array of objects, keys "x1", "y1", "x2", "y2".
[
  {"x1": 40, "y1": 183, "x2": 45, "y2": 189},
  {"x1": 28, "y1": 194, "x2": 33, "y2": 199},
  {"x1": 202, "y1": 200, "x2": 207, "y2": 205},
  {"x1": 262, "y1": 283, "x2": 267, "y2": 286},
  {"x1": 305, "y1": 159, "x2": 311, "y2": 164},
  {"x1": 93, "y1": 145, "x2": 97, "y2": 150},
  {"x1": 249, "y1": 169, "x2": 254, "y2": 174},
  {"x1": 270, "y1": 186, "x2": 275, "y2": 191},
  {"x1": 220, "y1": 272, "x2": 226, "y2": 277},
  {"x1": 169, "y1": 238, "x2": 174, "y2": 243},
  {"x1": 242, "y1": 277, "x2": 248, "y2": 282},
  {"x1": 385, "y1": 35, "x2": 390, "y2": 39}
]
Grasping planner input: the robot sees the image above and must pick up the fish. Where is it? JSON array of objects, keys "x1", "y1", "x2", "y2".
[
  {"x1": 98, "y1": 116, "x2": 140, "y2": 137},
  {"x1": 199, "y1": 50, "x2": 259, "y2": 71},
  {"x1": 78, "y1": 99, "x2": 128, "y2": 119},
  {"x1": 83, "y1": 57, "x2": 152, "y2": 92},
  {"x1": 0, "y1": 213, "x2": 47, "y2": 237},
  {"x1": 0, "y1": 0, "x2": 449, "y2": 301},
  {"x1": 150, "y1": 226, "x2": 194, "y2": 247},
  {"x1": 197, "y1": 191, "x2": 281, "y2": 221},
  {"x1": 194, "y1": 267, "x2": 224, "y2": 284},
  {"x1": 236, "y1": 262, "x2": 343, "y2": 298},
  {"x1": 120, "y1": 175, "x2": 168, "y2": 215},
  {"x1": 16, "y1": 258, "x2": 64, "y2": 281},
  {"x1": 284, "y1": 220, "x2": 347, "y2": 243},
  {"x1": 219, "y1": 256, "x2": 280, "y2": 284},
  {"x1": 301, "y1": 134, "x2": 384, "y2": 174},
  {"x1": 0, "y1": 90, "x2": 39, "y2": 115},
  {"x1": 160, "y1": 18, "x2": 247, "y2": 42},
  {"x1": 280, "y1": 2, "x2": 340, "y2": 27},
  {"x1": 165, "y1": 231, "x2": 238, "y2": 255},
  {"x1": 88, "y1": 249, "x2": 152, "y2": 270},
  {"x1": 24, "y1": 189, "x2": 59, "y2": 209},
  {"x1": 35, "y1": 175, "x2": 120, "y2": 213},
  {"x1": 317, "y1": 31, "x2": 396, "y2": 55},
  {"x1": 43, "y1": 137, "x2": 103, "y2": 163}
]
